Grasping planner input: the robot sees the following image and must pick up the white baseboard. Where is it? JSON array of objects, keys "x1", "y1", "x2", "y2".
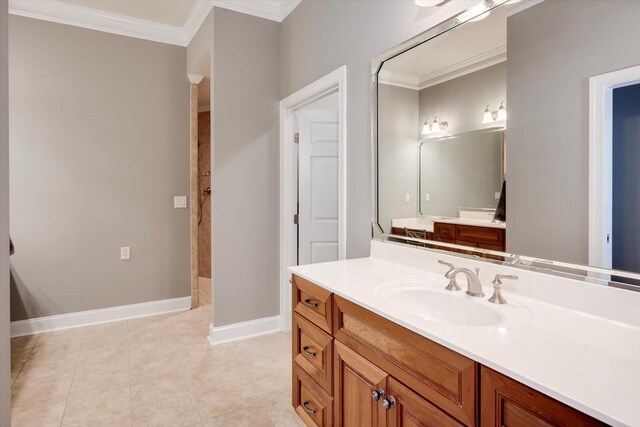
[
  {"x1": 10, "y1": 296, "x2": 191, "y2": 337},
  {"x1": 207, "y1": 315, "x2": 281, "y2": 345}
]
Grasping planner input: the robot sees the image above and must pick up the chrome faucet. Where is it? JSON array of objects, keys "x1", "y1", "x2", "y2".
[
  {"x1": 445, "y1": 267, "x2": 484, "y2": 297},
  {"x1": 438, "y1": 260, "x2": 461, "y2": 291},
  {"x1": 488, "y1": 274, "x2": 518, "y2": 304}
]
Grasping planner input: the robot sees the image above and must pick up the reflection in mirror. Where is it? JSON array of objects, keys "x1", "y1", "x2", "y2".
[{"x1": 373, "y1": 0, "x2": 640, "y2": 288}]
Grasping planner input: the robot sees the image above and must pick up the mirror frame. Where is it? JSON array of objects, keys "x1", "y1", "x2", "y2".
[{"x1": 370, "y1": 0, "x2": 640, "y2": 290}]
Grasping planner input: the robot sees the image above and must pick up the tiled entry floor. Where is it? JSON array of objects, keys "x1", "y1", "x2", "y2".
[{"x1": 10, "y1": 306, "x2": 303, "y2": 427}]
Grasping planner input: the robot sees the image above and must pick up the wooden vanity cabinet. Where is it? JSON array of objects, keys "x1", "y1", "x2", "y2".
[
  {"x1": 480, "y1": 368, "x2": 605, "y2": 427},
  {"x1": 291, "y1": 274, "x2": 605, "y2": 427},
  {"x1": 433, "y1": 222, "x2": 505, "y2": 252}
]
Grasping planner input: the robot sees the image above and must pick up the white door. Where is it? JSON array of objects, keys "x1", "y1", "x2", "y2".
[{"x1": 297, "y1": 110, "x2": 339, "y2": 265}]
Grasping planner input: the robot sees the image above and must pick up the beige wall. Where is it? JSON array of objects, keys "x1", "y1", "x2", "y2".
[
  {"x1": 9, "y1": 16, "x2": 190, "y2": 321},
  {"x1": 212, "y1": 7, "x2": 280, "y2": 327},
  {"x1": 1, "y1": 0, "x2": 11, "y2": 422},
  {"x1": 506, "y1": 0, "x2": 640, "y2": 263}
]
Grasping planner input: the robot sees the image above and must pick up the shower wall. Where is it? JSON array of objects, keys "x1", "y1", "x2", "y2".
[{"x1": 198, "y1": 111, "x2": 211, "y2": 278}]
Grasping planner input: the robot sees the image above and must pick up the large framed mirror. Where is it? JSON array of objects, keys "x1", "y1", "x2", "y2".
[{"x1": 372, "y1": 0, "x2": 640, "y2": 289}]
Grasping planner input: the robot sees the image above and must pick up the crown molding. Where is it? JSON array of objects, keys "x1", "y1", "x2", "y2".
[
  {"x1": 8, "y1": 0, "x2": 300, "y2": 47},
  {"x1": 212, "y1": 0, "x2": 301, "y2": 23},
  {"x1": 506, "y1": 0, "x2": 544, "y2": 17},
  {"x1": 9, "y1": 0, "x2": 189, "y2": 46},
  {"x1": 184, "y1": 1, "x2": 214, "y2": 44},
  {"x1": 418, "y1": 45, "x2": 506, "y2": 89},
  {"x1": 377, "y1": 70, "x2": 420, "y2": 91},
  {"x1": 378, "y1": 45, "x2": 507, "y2": 91}
]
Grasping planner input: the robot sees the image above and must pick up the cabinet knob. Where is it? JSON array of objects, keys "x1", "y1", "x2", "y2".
[
  {"x1": 371, "y1": 388, "x2": 385, "y2": 401},
  {"x1": 382, "y1": 396, "x2": 396, "y2": 410}
]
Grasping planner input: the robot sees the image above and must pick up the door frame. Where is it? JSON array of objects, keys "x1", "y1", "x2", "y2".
[
  {"x1": 588, "y1": 64, "x2": 640, "y2": 268},
  {"x1": 279, "y1": 65, "x2": 347, "y2": 332}
]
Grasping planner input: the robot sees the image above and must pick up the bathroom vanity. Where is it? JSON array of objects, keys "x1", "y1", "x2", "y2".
[{"x1": 289, "y1": 241, "x2": 640, "y2": 426}]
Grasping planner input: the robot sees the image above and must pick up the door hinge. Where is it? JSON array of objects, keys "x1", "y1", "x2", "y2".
[
  {"x1": 293, "y1": 214, "x2": 298, "y2": 225},
  {"x1": 294, "y1": 133, "x2": 299, "y2": 144},
  {"x1": 606, "y1": 233, "x2": 611, "y2": 244}
]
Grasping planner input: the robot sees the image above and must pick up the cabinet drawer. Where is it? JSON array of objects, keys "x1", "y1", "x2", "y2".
[
  {"x1": 333, "y1": 296, "x2": 478, "y2": 426},
  {"x1": 456, "y1": 225, "x2": 504, "y2": 246},
  {"x1": 480, "y1": 367, "x2": 605, "y2": 427},
  {"x1": 293, "y1": 274, "x2": 333, "y2": 334},
  {"x1": 294, "y1": 313, "x2": 333, "y2": 394},
  {"x1": 294, "y1": 363, "x2": 334, "y2": 427},
  {"x1": 434, "y1": 222, "x2": 456, "y2": 240}
]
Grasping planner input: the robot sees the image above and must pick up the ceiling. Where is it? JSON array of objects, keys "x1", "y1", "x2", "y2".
[
  {"x1": 60, "y1": 0, "x2": 198, "y2": 27},
  {"x1": 8, "y1": 0, "x2": 302, "y2": 46},
  {"x1": 379, "y1": 7, "x2": 506, "y2": 90}
]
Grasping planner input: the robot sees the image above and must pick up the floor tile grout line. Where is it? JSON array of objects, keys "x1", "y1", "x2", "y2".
[
  {"x1": 127, "y1": 318, "x2": 134, "y2": 426},
  {"x1": 58, "y1": 328, "x2": 85, "y2": 426}
]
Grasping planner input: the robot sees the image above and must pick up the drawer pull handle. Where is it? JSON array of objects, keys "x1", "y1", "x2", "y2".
[
  {"x1": 302, "y1": 400, "x2": 317, "y2": 414},
  {"x1": 303, "y1": 298, "x2": 318, "y2": 308},
  {"x1": 302, "y1": 346, "x2": 317, "y2": 357},
  {"x1": 382, "y1": 396, "x2": 396, "y2": 410}
]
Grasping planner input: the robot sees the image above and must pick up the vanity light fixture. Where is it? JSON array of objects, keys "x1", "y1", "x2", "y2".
[
  {"x1": 458, "y1": 3, "x2": 491, "y2": 22},
  {"x1": 422, "y1": 116, "x2": 449, "y2": 135},
  {"x1": 482, "y1": 101, "x2": 507, "y2": 124},
  {"x1": 415, "y1": 0, "x2": 446, "y2": 7},
  {"x1": 482, "y1": 105, "x2": 494, "y2": 124},
  {"x1": 496, "y1": 101, "x2": 507, "y2": 121}
]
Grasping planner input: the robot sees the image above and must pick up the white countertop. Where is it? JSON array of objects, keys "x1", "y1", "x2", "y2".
[
  {"x1": 391, "y1": 216, "x2": 506, "y2": 233},
  {"x1": 434, "y1": 217, "x2": 506, "y2": 229},
  {"x1": 289, "y1": 241, "x2": 640, "y2": 426}
]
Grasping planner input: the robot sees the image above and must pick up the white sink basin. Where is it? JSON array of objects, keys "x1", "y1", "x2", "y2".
[{"x1": 375, "y1": 280, "x2": 533, "y2": 327}]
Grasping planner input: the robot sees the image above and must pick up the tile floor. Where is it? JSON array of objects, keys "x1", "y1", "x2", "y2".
[{"x1": 10, "y1": 305, "x2": 303, "y2": 427}]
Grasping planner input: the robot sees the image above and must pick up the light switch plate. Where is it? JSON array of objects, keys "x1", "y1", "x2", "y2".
[
  {"x1": 405, "y1": 193, "x2": 411, "y2": 202},
  {"x1": 120, "y1": 246, "x2": 130, "y2": 260},
  {"x1": 495, "y1": 192, "x2": 501, "y2": 200},
  {"x1": 174, "y1": 196, "x2": 187, "y2": 208}
]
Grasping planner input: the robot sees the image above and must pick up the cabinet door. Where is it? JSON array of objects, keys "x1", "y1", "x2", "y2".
[
  {"x1": 481, "y1": 367, "x2": 605, "y2": 426},
  {"x1": 386, "y1": 377, "x2": 464, "y2": 427},
  {"x1": 334, "y1": 341, "x2": 387, "y2": 427}
]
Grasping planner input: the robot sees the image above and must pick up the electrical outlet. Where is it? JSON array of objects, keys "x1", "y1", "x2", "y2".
[
  {"x1": 174, "y1": 196, "x2": 187, "y2": 208},
  {"x1": 120, "y1": 246, "x2": 130, "y2": 260},
  {"x1": 405, "y1": 193, "x2": 411, "y2": 202},
  {"x1": 425, "y1": 193, "x2": 431, "y2": 202}
]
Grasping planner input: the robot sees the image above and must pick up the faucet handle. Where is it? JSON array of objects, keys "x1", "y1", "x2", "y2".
[
  {"x1": 439, "y1": 260, "x2": 461, "y2": 291},
  {"x1": 492, "y1": 274, "x2": 518, "y2": 286},
  {"x1": 489, "y1": 274, "x2": 517, "y2": 304},
  {"x1": 438, "y1": 260, "x2": 455, "y2": 272}
]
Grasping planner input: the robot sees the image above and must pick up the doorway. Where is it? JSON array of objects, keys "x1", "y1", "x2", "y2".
[
  {"x1": 611, "y1": 83, "x2": 640, "y2": 274},
  {"x1": 188, "y1": 69, "x2": 212, "y2": 309},
  {"x1": 279, "y1": 66, "x2": 347, "y2": 331},
  {"x1": 589, "y1": 64, "x2": 640, "y2": 271}
]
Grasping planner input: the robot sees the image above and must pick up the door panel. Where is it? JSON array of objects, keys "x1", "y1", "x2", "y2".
[
  {"x1": 386, "y1": 377, "x2": 463, "y2": 427},
  {"x1": 298, "y1": 110, "x2": 339, "y2": 266},
  {"x1": 334, "y1": 341, "x2": 387, "y2": 427}
]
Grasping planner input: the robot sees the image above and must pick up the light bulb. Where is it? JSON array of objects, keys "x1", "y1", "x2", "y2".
[
  {"x1": 421, "y1": 121, "x2": 431, "y2": 135},
  {"x1": 482, "y1": 105, "x2": 494, "y2": 124},
  {"x1": 458, "y1": 4, "x2": 490, "y2": 22},
  {"x1": 415, "y1": 0, "x2": 443, "y2": 6},
  {"x1": 496, "y1": 102, "x2": 507, "y2": 121}
]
